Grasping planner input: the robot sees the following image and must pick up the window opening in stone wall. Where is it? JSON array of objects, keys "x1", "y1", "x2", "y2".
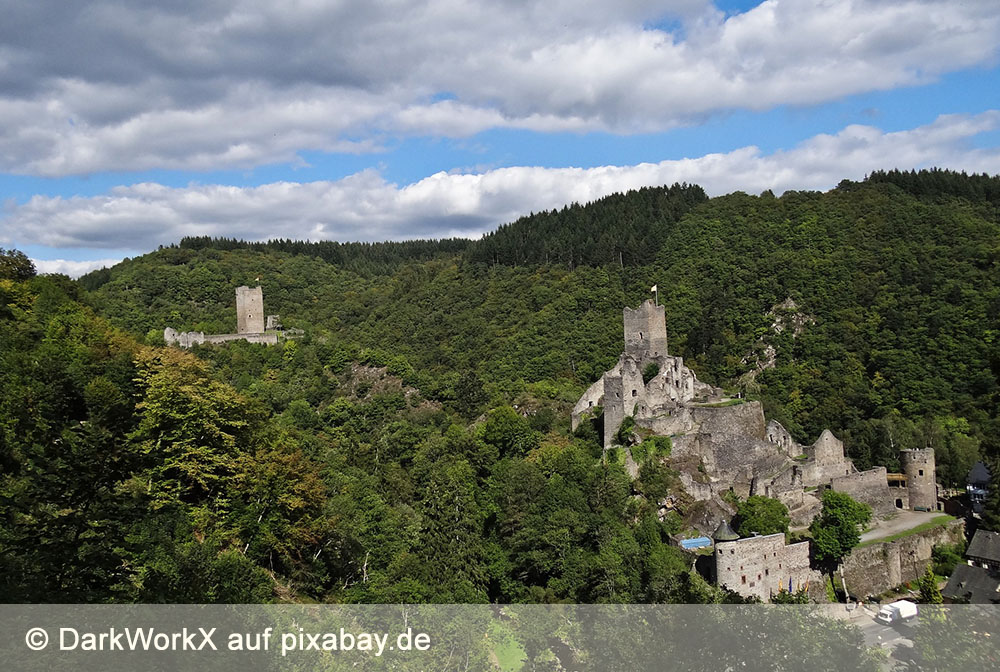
[
  {"x1": 631, "y1": 390, "x2": 637, "y2": 397},
  {"x1": 919, "y1": 469, "x2": 924, "y2": 476}
]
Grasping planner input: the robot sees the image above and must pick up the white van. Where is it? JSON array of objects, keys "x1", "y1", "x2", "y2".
[{"x1": 876, "y1": 600, "x2": 918, "y2": 624}]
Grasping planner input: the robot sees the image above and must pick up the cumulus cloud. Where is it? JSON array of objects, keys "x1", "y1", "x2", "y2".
[
  {"x1": 0, "y1": 1, "x2": 997, "y2": 174},
  {"x1": 31, "y1": 258, "x2": 125, "y2": 278},
  {"x1": 4, "y1": 112, "x2": 999, "y2": 257}
]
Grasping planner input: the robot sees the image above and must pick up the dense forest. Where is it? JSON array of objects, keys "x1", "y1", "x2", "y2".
[{"x1": 3, "y1": 169, "x2": 1000, "y2": 603}]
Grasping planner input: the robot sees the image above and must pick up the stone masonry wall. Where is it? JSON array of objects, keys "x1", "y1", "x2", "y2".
[
  {"x1": 840, "y1": 519, "x2": 965, "y2": 598},
  {"x1": 831, "y1": 467, "x2": 895, "y2": 516},
  {"x1": 715, "y1": 533, "x2": 822, "y2": 602}
]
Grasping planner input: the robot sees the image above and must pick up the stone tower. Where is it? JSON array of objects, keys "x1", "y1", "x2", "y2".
[
  {"x1": 602, "y1": 373, "x2": 625, "y2": 449},
  {"x1": 623, "y1": 299, "x2": 668, "y2": 362},
  {"x1": 236, "y1": 285, "x2": 265, "y2": 334},
  {"x1": 901, "y1": 448, "x2": 937, "y2": 511}
]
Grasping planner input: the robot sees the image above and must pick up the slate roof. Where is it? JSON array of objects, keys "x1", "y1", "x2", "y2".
[
  {"x1": 942, "y1": 564, "x2": 1000, "y2": 604},
  {"x1": 967, "y1": 461, "x2": 991, "y2": 486},
  {"x1": 713, "y1": 520, "x2": 740, "y2": 542},
  {"x1": 967, "y1": 529, "x2": 1000, "y2": 563}
]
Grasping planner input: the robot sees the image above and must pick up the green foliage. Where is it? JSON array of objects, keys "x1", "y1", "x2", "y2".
[
  {"x1": 467, "y1": 183, "x2": 708, "y2": 267},
  {"x1": 630, "y1": 435, "x2": 671, "y2": 464},
  {"x1": 917, "y1": 567, "x2": 944, "y2": 604},
  {"x1": 809, "y1": 490, "x2": 872, "y2": 570},
  {"x1": 931, "y1": 539, "x2": 966, "y2": 577},
  {"x1": 0, "y1": 247, "x2": 36, "y2": 281},
  {"x1": 615, "y1": 415, "x2": 636, "y2": 446},
  {"x1": 641, "y1": 362, "x2": 660, "y2": 384},
  {"x1": 480, "y1": 406, "x2": 540, "y2": 457},
  {"x1": 734, "y1": 495, "x2": 790, "y2": 537},
  {"x1": 771, "y1": 588, "x2": 810, "y2": 604}
]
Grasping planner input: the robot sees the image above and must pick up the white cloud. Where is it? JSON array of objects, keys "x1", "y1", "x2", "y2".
[
  {"x1": 6, "y1": 112, "x2": 999, "y2": 259},
  {"x1": 0, "y1": 1, "x2": 996, "y2": 174},
  {"x1": 31, "y1": 258, "x2": 125, "y2": 278}
]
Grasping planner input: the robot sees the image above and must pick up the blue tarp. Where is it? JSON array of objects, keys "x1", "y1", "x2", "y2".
[{"x1": 679, "y1": 536, "x2": 712, "y2": 549}]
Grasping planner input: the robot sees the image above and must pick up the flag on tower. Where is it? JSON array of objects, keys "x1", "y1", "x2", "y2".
[{"x1": 650, "y1": 285, "x2": 657, "y2": 292}]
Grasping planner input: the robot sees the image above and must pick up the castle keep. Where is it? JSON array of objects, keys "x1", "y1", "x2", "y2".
[
  {"x1": 164, "y1": 285, "x2": 286, "y2": 348},
  {"x1": 236, "y1": 285, "x2": 265, "y2": 334}
]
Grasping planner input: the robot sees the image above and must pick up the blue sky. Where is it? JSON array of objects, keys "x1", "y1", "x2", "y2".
[{"x1": 0, "y1": 0, "x2": 998, "y2": 276}]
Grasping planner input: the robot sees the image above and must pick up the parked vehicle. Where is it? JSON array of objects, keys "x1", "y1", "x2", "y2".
[{"x1": 876, "y1": 600, "x2": 918, "y2": 624}]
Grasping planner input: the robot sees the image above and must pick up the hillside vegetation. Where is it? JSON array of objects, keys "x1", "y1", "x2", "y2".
[{"x1": 3, "y1": 169, "x2": 999, "y2": 603}]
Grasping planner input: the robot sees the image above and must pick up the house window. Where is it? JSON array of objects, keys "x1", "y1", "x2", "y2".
[
  {"x1": 765, "y1": 569, "x2": 769, "y2": 576},
  {"x1": 919, "y1": 469, "x2": 924, "y2": 476}
]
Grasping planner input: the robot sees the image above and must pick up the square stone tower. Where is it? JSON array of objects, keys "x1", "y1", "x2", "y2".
[
  {"x1": 236, "y1": 285, "x2": 265, "y2": 334},
  {"x1": 623, "y1": 299, "x2": 668, "y2": 361}
]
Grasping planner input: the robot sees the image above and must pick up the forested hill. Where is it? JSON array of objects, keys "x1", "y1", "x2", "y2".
[
  {"x1": 4, "y1": 169, "x2": 1000, "y2": 603},
  {"x1": 465, "y1": 183, "x2": 709, "y2": 267},
  {"x1": 82, "y1": 170, "x2": 1000, "y2": 463}
]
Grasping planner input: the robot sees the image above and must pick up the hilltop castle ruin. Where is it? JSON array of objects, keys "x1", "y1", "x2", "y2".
[
  {"x1": 164, "y1": 285, "x2": 287, "y2": 348},
  {"x1": 574, "y1": 299, "x2": 939, "y2": 530}
]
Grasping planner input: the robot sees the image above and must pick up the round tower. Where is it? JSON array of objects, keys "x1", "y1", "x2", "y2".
[{"x1": 901, "y1": 448, "x2": 936, "y2": 511}]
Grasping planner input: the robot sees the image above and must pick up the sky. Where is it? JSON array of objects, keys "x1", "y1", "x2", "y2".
[{"x1": 0, "y1": 0, "x2": 998, "y2": 277}]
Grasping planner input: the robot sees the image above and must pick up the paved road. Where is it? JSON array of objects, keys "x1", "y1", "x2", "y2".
[
  {"x1": 855, "y1": 611, "x2": 917, "y2": 666},
  {"x1": 859, "y1": 510, "x2": 942, "y2": 543}
]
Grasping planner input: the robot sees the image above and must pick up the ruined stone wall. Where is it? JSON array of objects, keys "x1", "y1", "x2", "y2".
[
  {"x1": 841, "y1": 520, "x2": 965, "y2": 598},
  {"x1": 830, "y1": 467, "x2": 895, "y2": 516},
  {"x1": 620, "y1": 357, "x2": 645, "y2": 417},
  {"x1": 623, "y1": 299, "x2": 668, "y2": 361},
  {"x1": 164, "y1": 327, "x2": 277, "y2": 348},
  {"x1": 765, "y1": 420, "x2": 798, "y2": 456},
  {"x1": 602, "y1": 374, "x2": 624, "y2": 449},
  {"x1": 205, "y1": 332, "x2": 278, "y2": 346},
  {"x1": 902, "y1": 449, "x2": 937, "y2": 510},
  {"x1": 715, "y1": 533, "x2": 821, "y2": 602},
  {"x1": 236, "y1": 285, "x2": 265, "y2": 334},
  {"x1": 800, "y1": 460, "x2": 855, "y2": 487},
  {"x1": 640, "y1": 401, "x2": 767, "y2": 441},
  {"x1": 809, "y1": 430, "x2": 846, "y2": 464},
  {"x1": 571, "y1": 378, "x2": 605, "y2": 431}
]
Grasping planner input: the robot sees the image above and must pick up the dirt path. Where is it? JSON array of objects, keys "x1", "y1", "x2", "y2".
[{"x1": 859, "y1": 510, "x2": 943, "y2": 543}]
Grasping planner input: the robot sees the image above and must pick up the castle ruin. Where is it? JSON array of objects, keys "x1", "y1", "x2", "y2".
[
  {"x1": 575, "y1": 299, "x2": 940, "y2": 536},
  {"x1": 164, "y1": 285, "x2": 287, "y2": 348}
]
